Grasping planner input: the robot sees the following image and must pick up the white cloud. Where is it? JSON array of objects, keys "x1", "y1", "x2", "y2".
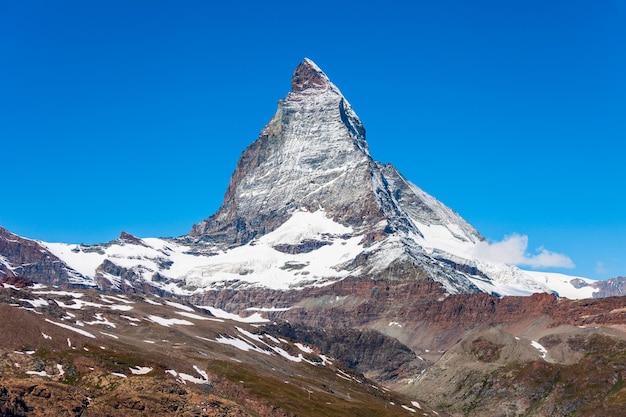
[{"x1": 473, "y1": 234, "x2": 574, "y2": 269}]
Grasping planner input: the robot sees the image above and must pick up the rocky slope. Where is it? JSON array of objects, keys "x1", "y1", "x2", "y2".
[
  {"x1": 401, "y1": 326, "x2": 626, "y2": 417},
  {"x1": 186, "y1": 58, "x2": 483, "y2": 294},
  {"x1": 188, "y1": 60, "x2": 480, "y2": 247}
]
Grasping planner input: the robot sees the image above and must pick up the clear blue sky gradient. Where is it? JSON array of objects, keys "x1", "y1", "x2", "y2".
[{"x1": 1, "y1": 1, "x2": 624, "y2": 280}]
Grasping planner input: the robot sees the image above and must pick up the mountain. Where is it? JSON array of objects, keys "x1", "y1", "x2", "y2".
[
  {"x1": 186, "y1": 57, "x2": 487, "y2": 294},
  {"x1": 2, "y1": 58, "x2": 618, "y2": 299}
]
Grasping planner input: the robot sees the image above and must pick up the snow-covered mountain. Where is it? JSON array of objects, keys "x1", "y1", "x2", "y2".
[{"x1": 0, "y1": 59, "x2": 613, "y2": 299}]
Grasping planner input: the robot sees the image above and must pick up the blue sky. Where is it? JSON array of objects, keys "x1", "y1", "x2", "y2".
[{"x1": 1, "y1": 1, "x2": 624, "y2": 280}]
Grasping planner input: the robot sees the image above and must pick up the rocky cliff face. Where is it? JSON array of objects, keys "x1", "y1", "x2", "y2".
[{"x1": 572, "y1": 276, "x2": 626, "y2": 298}]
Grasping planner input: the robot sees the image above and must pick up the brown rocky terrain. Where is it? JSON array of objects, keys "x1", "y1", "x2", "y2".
[
  {"x1": 189, "y1": 276, "x2": 626, "y2": 330},
  {"x1": 189, "y1": 276, "x2": 626, "y2": 415},
  {"x1": 0, "y1": 278, "x2": 438, "y2": 417},
  {"x1": 404, "y1": 328, "x2": 626, "y2": 416},
  {"x1": 2, "y1": 249, "x2": 625, "y2": 416}
]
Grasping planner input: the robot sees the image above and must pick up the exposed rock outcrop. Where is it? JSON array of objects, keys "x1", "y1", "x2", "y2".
[
  {"x1": 0, "y1": 227, "x2": 90, "y2": 288},
  {"x1": 265, "y1": 322, "x2": 425, "y2": 382}
]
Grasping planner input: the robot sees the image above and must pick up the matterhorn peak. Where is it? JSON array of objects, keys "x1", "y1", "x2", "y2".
[
  {"x1": 187, "y1": 59, "x2": 489, "y2": 294},
  {"x1": 189, "y1": 58, "x2": 377, "y2": 244}
]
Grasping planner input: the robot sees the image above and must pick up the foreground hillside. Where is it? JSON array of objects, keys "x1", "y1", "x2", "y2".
[
  {"x1": 0, "y1": 277, "x2": 436, "y2": 417},
  {"x1": 3, "y1": 274, "x2": 625, "y2": 416}
]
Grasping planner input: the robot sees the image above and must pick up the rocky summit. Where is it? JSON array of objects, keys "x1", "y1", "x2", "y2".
[{"x1": 1, "y1": 59, "x2": 626, "y2": 416}]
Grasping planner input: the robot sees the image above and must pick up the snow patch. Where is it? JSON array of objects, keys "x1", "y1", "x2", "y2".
[
  {"x1": 176, "y1": 311, "x2": 222, "y2": 321},
  {"x1": 295, "y1": 343, "x2": 313, "y2": 353},
  {"x1": 214, "y1": 336, "x2": 270, "y2": 355},
  {"x1": 109, "y1": 304, "x2": 133, "y2": 311},
  {"x1": 165, "y1": 300, "x2": 195, "y2": 312},
  {"x1": 258, "y1": 209, "x2": 352, "y2": 246},
  {"x1": 54, "y1": 299, "x2": 103, "y2": 310},
  {"x1": 20, "y1": 298, "x2": 49, "y2": 308},
  {"x1": 26, "y1": 370, "x2": 49, "y2": 377},
  {"x1": 272, "y1": 347, "x2": 303, "y2": 362},
  {"x1": 199, "y1": 306, "x2": 268, "y2": 323},
  {"x1": 34, "y1": 290, "x2": 83, "y2": 297},
  {"x1": 45, "y1": 319, "x2": 96, "y2": 338},
  {"x1": 146, "y1": 315, "x2": 194, "y2": 327},
  {"x1": 129, "y1": 366, "x2": 153, "y2": 375},
  {"x1": 531, "y1": 340, "x2": 548, "y2": 359},
  {"x1": 86, "y1": 313, "x2": 116, "y2": 328},
  {"x1": 100, "y1": 294, "x2": 133, "y2": 304},
  {"x1": 165, "y1": 369, "x2": 210, "y2": 385}
]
